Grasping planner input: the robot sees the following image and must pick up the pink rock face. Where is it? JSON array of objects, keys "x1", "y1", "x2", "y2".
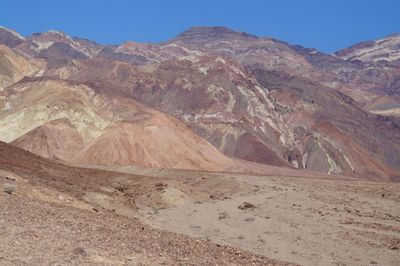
[{"x1": 0, "y1": 26, "x2": 400, "y2": 181}]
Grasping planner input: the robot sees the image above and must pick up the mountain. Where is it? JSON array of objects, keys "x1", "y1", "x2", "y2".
[
  {"x1": 170, "y1": 26, "x2": 313, "y2": 76},
  {"x1": 1, "y1": 77, "x2": 238, "y2": 170},
  {"x1": 0, "y1": 44, "x2": 40, "y2": 91},
  {"x1": 336, "y1": 33, "x2": 400, "y2": 62},
  {"x1": 0, "y1": 26, "x2": 399, "y2": 181},
  {"x1": 62, "y1": 55, "x2": 293, "y2": 167},
  {"x1": 0, "y1": 26, "x2": 25, "y2": 47},
  {"x1": 171, "y1": 27, "x2": 400, "y2": 113}
]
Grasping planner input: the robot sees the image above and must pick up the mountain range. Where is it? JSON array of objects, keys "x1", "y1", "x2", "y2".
[{"x1": 1, "y1": 25, "x2": 400, "y2": 181}]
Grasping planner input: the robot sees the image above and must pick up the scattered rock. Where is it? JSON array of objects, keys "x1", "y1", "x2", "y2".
[
  {"x1": 72, "y1": 247, "x2": 87, "y2": 257},
  {"x1": 189, "y1": 224, "x2": 201, "y2": 229},
  {"x1": 155, "y1": 183, "x2": 167, "y2": 191},
  {"x1": 244, "y1": 217, "x2": 255, "y2": 222},
  {"x1": 238, "y1": 202, "x2": 255, "y2": 210},
  {"x1": 257, "y1": 237, "x2": 265, "y2": 243},
  {"x1": 390, "y1": 246, "x2": 398, "y2": 250},
  {"x1": 218, "y1": 211, "x2": 229, "y2": 220},
  {"x1": 5, "y1": 176, "x2": 16, "y2": 182},
  {"x1": 115, "y1": 186, "x2": 125, "y2": 192},
  {"x1": 3, "y1": 183, "x2": 16, "y2": 194}
]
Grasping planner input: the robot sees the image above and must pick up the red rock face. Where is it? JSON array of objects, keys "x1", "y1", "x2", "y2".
[{"x1": 0, "y1": 26, "x2": 400, "y2": 181}]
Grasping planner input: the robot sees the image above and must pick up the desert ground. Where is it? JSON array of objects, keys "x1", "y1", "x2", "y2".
[
  {"x1": 100, "y1": 166, "x2": 400, "y2": 265},
  {"x1": 0, "y1": 176, "x2": 283, "y2": 265},
  {"x1": 1, "y1": 146, "x2": 399, "y2": 265},
  {"x1": 146, "y1": 173, "x2": 400, "y2": 265}
]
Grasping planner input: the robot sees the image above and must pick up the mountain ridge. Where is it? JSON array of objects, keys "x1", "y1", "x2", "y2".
[
  {"x1": 3, "y1": 25, "x2": 399, "y2": 54},
  {"x1": 1, "y1": 25, "x2": 399, "y2": 181}
]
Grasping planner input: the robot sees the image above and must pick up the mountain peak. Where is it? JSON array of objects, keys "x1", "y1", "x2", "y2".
[
  {"x1": 176, "y1": 26, "x2": 257, "y2": 40},
  {"x1": 385, "y1": 32, "x2": 400, "y2": 38},
  {"x1": 47, "y1": 29, "x2": 67, "y2": 36},
  {"x1": 0, "y1": 26, "x2": 25, "y2": 40},
  {"x1": 0, "y1": 26, "x2": 25, "y2": 47},
  {"x1": 31, "y1": 29, "x2": 69, "y2": 39},
  {"x1": 336, "y1": 32, "x2": 400, "y2": 62}
]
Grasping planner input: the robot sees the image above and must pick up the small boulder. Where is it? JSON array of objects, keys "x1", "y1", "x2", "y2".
[
  {"x1": 238, "y1": 202, "x2": 255, "y2": 210},
  {"x1": 3, "y1": 183, "x2": 15, "y2": 194},
  {"x1": 72, "y1": 247, "x2": 87, "y2": 257}
]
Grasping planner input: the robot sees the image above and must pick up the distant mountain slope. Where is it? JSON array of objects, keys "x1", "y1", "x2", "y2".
[
  {"x1": 0, "y1": 26, "x2": 25, "y2": 48},
  {"x1": 336, "y1": 33, "x2": 400, "y2": 62},
  {"x1": 62, "y1": 52, "x2": 400, "y2": 180},
  {"x1": 0, "y1": 44, "x2": 40, "y2": 91},
  {"x1": 0, "y1": 26, "x2": 399, "y2": 181}
]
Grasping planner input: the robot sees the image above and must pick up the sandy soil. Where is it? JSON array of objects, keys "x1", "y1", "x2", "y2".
[{"x1": 145, "y1": 175, "x2": 400, "y2": 266}]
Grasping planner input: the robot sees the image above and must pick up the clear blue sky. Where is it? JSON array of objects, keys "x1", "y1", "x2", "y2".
[{"x1": 1, "y1": 0, "x2": 399, "y2": 53}]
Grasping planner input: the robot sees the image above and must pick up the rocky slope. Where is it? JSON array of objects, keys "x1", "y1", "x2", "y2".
[
  {"x1": 0, "y1": 26, "x2": 25, "y2": 48},
  {"x1": 1, "y1": 77, "x2": 237, "y2": 170},
  {"x1": 0, "y1": 26, "x2": 400, "y2": 180},
  {"x1": 56, "y1": 33, "x2": 400, "y2": 180},
  {"x1": 0, "y1": 44, "x2": 40, "y2": 91},
  {"x1": 336, "y1": 33, "x2": 400, "y2": 62},
  {"x1": 0, "y1": 141, "x2": 289, "y2": 265}
]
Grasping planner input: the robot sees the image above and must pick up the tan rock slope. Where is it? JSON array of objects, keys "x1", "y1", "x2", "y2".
[
  {"x1": 0, "y1": 45, "x2": 42, "y2": 110},
  {"x1": 2, "y1": 77, "x2": 235, "y2": 170}
]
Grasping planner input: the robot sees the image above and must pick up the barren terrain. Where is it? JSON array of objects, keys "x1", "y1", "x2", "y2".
[
  {"x1": 146, "y1": 174, "x2": 400, "y2": 265},
  {"x1": 0, "y1": 142, "x2": 286, "y2": 265},
  {"x1": 1, "y1": 142, "x2": 399, "y2": 265}
]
